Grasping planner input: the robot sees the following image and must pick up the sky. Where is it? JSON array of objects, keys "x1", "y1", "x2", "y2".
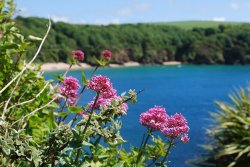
[{"x1": 15, "y1": 0, "x2": 250, "y2": 25}]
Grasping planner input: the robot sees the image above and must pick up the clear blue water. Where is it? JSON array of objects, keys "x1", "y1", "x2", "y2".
[{"x1": 45, "y1": 65, "x2": 250, "y2": 167}]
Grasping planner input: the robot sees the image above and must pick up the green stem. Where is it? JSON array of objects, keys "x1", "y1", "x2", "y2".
[
  {"x1": 75, "y1": 65, "x2": 99, "y2": 105},
  {"x1": 93, "y1": 134, "x2": 102, "y2": 147},
  {"x1": 139, "y1": 133, "x2": 146, "y2": 149},
  {"x1": 14, "y1": 53, "x2": 23, "y2": 68},
  {"x1": 72, "y1": 65, "x2": 100, "y2": 164},
  {"x1": 70, "y1": 114, "x2": 78, "y2": 128},
  {"x1": 161, "y1": 138, "x2": 174, "y2": 165},
  {"x1": 82, "y1": 92, "x2": 100, "y2": 134},
  {"x1": 91, "y1": 65, "x2": 99, "y2": 77},
  {"x1": 61, "y1": 114, "x2": 68, "y2": 123},
  {"x1": 70, "y1": 65, "x2": 100, "y2": 128},
  {"x1": 75, "y1": 92, "x2": 100, "y2": 164},
  {"x1": 75, "y1": 149, "x2": 82, "y2": 164},
  {"x1": 62, "y1": 64, "x2": 73, "y2": 78},
  {"x1": 57, "y1": 99, "x2": 67, "y2": 124},
  {"x1": 147, "y1": 157, "x2": 159, "y2": 167},
  {"x1": 147, "y1": 141, "x2": 172, "y2": 167},
  {"x1": 136, "y1": 128, "x2": 152, "y2": 164}
]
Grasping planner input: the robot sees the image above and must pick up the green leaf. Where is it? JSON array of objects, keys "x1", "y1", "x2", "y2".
[
  {"x1": 216, "y1": 146, "x2": 241, "y2": 158},
  {"x1": 235, "y1": 146, "x2": 250, "y2": 160},
  {"x1": 81, "y1": 69, "x2": 88, "y2": 85},
  {"x1": 121, "y1": 91, "x2": 126, "y2": 97},
  {"x1": 48, "y1": 110, "x2": 57, "y2": 129},
  {"x1": 28, "y1": 35, "x2": 43, "y2": 41},
  {"x1": 56, "y1": 111, "x2": 71, "y2": 117},
  {"x1": 0, "y1": 1, "x2": 4, "y2": 9},
  {"x1": 96, "y1": 59, "x2": 108, "y2": 66},
  {"x1": 82, "y1": 141, "x2": 93, "y2": 146},
  {"x1": 113, "y1": 162, "x2": 125, "y2": 167},
  {"x1": 71, "y1": 57, "x2": 76, "y2": 65},
  {"x1": 98, "y1": 154, "x2": 109, "y2": 159},
  {"x1": 68, "y1": 106, "x2": 83, "y2": 114},
  {"x1": 2, "y1": 42, "x2": 19, "y2": 50},
  {"x1": 3, "y1": 148, "x2": 10, "y2": 155},
  {"x1": 50, "y1": 74, "x2": 63, "y2": 82}
]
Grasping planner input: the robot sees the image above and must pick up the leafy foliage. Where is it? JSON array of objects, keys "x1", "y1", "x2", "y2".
[
  {"x1": 15, "y1": 16, "x2": 250, "y2": 65},
  {"x1": 194, "y1": 88, "x2": 250, "y2": 167},
  {"x1": 0, "y1": 1, "x2": 57, "y2": 166}
]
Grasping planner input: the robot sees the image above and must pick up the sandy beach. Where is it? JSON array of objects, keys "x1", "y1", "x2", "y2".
[
  {"x1": 40, "y1": 63, "x2": 91, "y2": 71},
  {"x1": 40, "y1": 61, "x2": 182, "y2": 71},
  {"x1": 163, "y1": 61, "x2": 182, "y2": 65}
]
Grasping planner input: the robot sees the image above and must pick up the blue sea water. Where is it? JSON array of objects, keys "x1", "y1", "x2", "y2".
[{"x1": 45, "y1": 65, "x2": 250, "y2": 167}]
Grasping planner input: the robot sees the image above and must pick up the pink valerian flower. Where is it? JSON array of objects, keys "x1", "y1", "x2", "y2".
[
  {"x1": 140, "y1": 106, "x2": 168, "y2": 131},
  {"x1": 102, "y1": 50, "x2": 112, "y2": 60},
  {"x1": 101, "y1": 87, "x2": 117, "y2": 98},
  {"x1": 88, "y1": 95, "x2": 128, "y2": 115},
  {"x1": 88, "y1": 96, "x2": 110, "y2": 109},
  {"x1": 78, "y1": 110, "x2": 89, "y2": 118},
  {"x1": 58, "y1": 76, "x2": 81, "y2": 105},
  {"x1": 118, "y1": 101, "x2": 128, "y2": 114},
  {"x1": 87, "y1": 75, "x2": 115, "y2": 98},
  {"x1": 181, "y1": 133, "x2": 190, "y2": 143},
  {"x1": 160, "y1": 113, "x2": 189, "y2": 139},
  {"x1": 72, "y1": 50, "x2": 84, "y2": 61}
]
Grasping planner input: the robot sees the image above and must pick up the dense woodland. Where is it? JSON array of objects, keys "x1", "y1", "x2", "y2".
[{"x1": 15, "y1": 16, "x2": 250, "y2": 65}]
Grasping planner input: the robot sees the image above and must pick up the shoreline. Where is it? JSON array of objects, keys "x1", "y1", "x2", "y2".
[{"x1": 40, "y1": 61, "x2": 182, "y2": 71}]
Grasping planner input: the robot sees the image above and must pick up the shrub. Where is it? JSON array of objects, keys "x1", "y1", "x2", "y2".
[
  {"x1": 0, "y1": 1, "x2": 57, "y2": 165},
  {"x1": 194, "y1": 88, "x2": 250, "y2": 167}
]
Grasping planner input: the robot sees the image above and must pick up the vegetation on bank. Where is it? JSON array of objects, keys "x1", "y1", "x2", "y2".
[
  {"x1": 151, "y1": 21, "x2": 242, "y2": 30},
  {"x1": 194, "y1": 88, "x2": 250, "y2": 167},
  {"x1": 15, "y1": 16, "x2": 250, "y2": 65}
]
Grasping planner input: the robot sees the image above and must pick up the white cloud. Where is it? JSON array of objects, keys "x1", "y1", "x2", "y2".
[
  {"x1": 111, "y1": 18, "x2": 120, "y2": 24},
  {"x1": 69, "y1": 20, "x2": 87, "y2": 24},
  {"x1": 230, "y1": 2, "x2": 240, "y2": 10},
  {"x1": 51, "y1": 15, "x2": 69, "y2": 22},
  {"x1": 94, "y1": 19, "x2": 107, "y2": 25},
  {"x1": 117, "y1": 8, "x2": 132, "y2": 16},
  {"x1": 230, "y1": 2, "x2": 250, "y2": 10},
  {"x1": 78, "y1": 19, "x2": 87, "y2": 24},
  {"x1": 134, "y1": 3, "x2": 151, "y2": 12},
  {"x1": 212, "y1": 17, "x2": 226, "y2": 22},
  {"x1": 117, "y1": 3, "x2": 152, "y2": 16},
  {"x1": 95, "y1": 18, "x2": 121, "y2": 25},
  {"x1": 201, "y1": 7, "x2": 208, "y2": 13}
]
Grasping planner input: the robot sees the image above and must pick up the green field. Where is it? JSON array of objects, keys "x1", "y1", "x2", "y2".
[{"x1": 150, "y1": 20, "x2": 244, "y2": 29}]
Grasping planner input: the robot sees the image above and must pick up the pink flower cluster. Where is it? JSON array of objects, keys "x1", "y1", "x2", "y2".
[
  {"x1": 140, "y1": 106, "x2": 190, "y2": 142},
  {"x1": 87, "y1": 75, "x2": 128, "y2": 114},
  {"x1": 160, "y1": 113, "x2": 190, "y2": 140},
  {"x1": 140, "y1": 106, "x2": 168, "y2": 131},
  {"x1": 102, "y1": 50, "x2": 112, "y2": 60},
  {"x1": 78, "y1": 110, "x2": 89, "y2": 118},
  {"x1": 88, "y1": 95, "x2": 128, "y2": 114},
  {"x1": 181, "y1": 133, "x2": 189, "y2": 143},
  {"x1": 72, "y1": 50, "x2": 84, "y2": 61},
  {"x1": 58, "y1": 76, "x2": 81, "y2": 105},
  {"x1": 87, "y1": 75, "x2": 114, "y2": 96}
]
